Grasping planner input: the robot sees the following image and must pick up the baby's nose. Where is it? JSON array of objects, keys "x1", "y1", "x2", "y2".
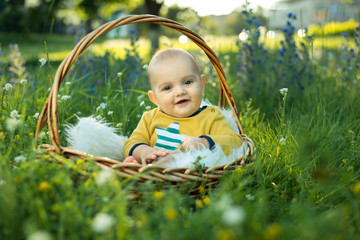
[{"x1": 175, "y1": 86, "x2": 186, "y2": 96}]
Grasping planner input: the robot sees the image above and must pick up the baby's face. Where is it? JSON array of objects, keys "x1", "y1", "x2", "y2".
[{"x1": 149, "y1": 55, "x2": 204, "y2": 118}]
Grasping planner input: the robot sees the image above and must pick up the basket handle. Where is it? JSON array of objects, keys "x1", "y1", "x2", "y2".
[{"x1": 35, "y1": 14, "x2": 244, "y2": 152}]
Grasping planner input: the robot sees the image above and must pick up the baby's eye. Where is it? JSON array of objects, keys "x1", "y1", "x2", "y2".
[
  {"x1": 184, "y1": 80, "x2": 193, "y2": 85},
  {"x1": 163, "y1": 86, "x2": 171, "y2": 91}
]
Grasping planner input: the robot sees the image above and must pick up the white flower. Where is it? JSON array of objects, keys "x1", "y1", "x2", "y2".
[
  {"x1": 38, "y1": 131, "x2": 46, "y2": 139},
  {"x1": 39, "y1": 58, "x2": 47, "y2": 67},
  {"x1": 6, "y1": 118, "x2": 20, "y2": 132},
  {"x1": 33, "y1": 113, "x2": 40, "y2": 118},
  {"x1": 3, "y1": 83, "x2": 13, "y2": 91},
  {"x1": 143, "y1": 64, "x2": 148, "y2": 69},
  {"x1": 0, "y1": 179, "x2": 6, "y2": 186},
  {"x1": 279, "y1": 137, "x2": 286, "y2": 145},
  {"x1": 61, "y1": 95, "x2": 71, "y2": 101},
  {"x1": 222, "y1": 206, "x2": 246, "y2": 226},
  {"x1": 95, "y1": 169, "x2": 114, "y2": 186},
  {"x1": 10, "y1": 110, "x2": 20, "y2": 118},
  {"x1": 14, "y1": 155, "x2": 27, "y2": 163},
  {"x1": 92, "y1": 213, "x2": 116, "y2": 233},
  {"x1": 103, "y1": 96, "x2": 108, "y2": 100},
  {"x1": 245, "y1": 194, "x2": 255, "y2": 201},
  {"x1": 279, "y1": 88, "x2": 288, "y2": 96},
  {"x1": 116, "y1": 123, "x2": 123, "y2": 128},
  {"x1": 27, "y1": 230, "x2": 52, "y2": 240},
  {"x1": 145, "y1": 106, "x2": 151, "y2": 110},
  {"x1": 96, "y1": 103, "x2": 107, "y2": 111},
  {"x1": 20, "y1": 79, "x2": 28, "y2": 85},
  {"x1": 139, "y1": 101, "x2": 145, "y2": 107},
  {"x1": 65, "y1": 81, "x2": 71, "y2": 85},
  {"x1": 107, "y1": 111, "x2": 113, "y2": 115},
  {"x1": 117, "y1": 72, "x2": 123, "y2": 77}
]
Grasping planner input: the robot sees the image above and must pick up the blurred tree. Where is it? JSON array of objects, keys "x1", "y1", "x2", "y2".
[{"x1": 144, "y1": 0, "x2": 163, "y2": 52}]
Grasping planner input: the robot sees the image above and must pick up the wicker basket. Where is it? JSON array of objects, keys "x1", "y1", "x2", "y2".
[{"x1": 35, "y1": 14, "x2": 255, "y2": 193}]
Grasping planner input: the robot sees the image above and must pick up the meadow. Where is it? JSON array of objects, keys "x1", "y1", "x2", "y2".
[{"x1": 1, "y1": 12, "x2": 360, "y2": 240}]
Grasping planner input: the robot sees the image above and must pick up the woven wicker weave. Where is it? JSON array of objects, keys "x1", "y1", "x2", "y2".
[{"x1": 35, "y1": 14, "x2": 255, "y2": 191}]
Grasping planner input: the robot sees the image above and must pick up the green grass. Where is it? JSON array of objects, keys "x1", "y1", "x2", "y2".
[{"x1": 0, "y1": 29, "x2": 359, "y2": 239}]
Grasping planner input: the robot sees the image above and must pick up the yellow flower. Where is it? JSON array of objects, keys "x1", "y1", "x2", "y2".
[
  {"x1": 0, "y1": 132, "x2": 4, "y2": 139},
  {"x1": 38, "y1": 181, "x2": 52, "y2": 192},
  {"x1": 352, "y1": 182, "x2": 360, "y2": 195},
  {"x1": 92, "y1": 172, "x2": 98, "y2": 178},
  {"x1": 202, "y1": 196, "x2": 211, "y2": 205},
  {"x1": 348, "y1": 130, "x2": 354, "y2": 134},
  {"x1": 84, "y1": 178, "x2": 92, "y2": 187},
  {"x1": 15, "y1": 134, "x2": 20, "y2": 139},
  {"x1": 195, "y1": 199, "x2": 204, "y2": 208},
  {"x1": 347, "y1": 166, "x2": 354, "y2": 172},
  {"x1": 342, "y1": 159, "x2": 347, "y2": 164},
  {"x1": 164, "y1": 207, "x2": 177, "y2": 220},
  {"x1": 236, "y1": 167, "x2": 243, "y2": 173},
  {"x1": 217, "y1": 228, "x2": 235, "y2": 240},
  {"x1": 198, "y1": 185, "x2": 205, "y2": 193},
  {"x1": 76, "y1": 159, "x2": 84, "y2": 165},
  {"x1": 264, "y1": 223, "x2": 282, "y2": 240},
  {"x1": 29, "y1": 132, "x2": 33, "y2": 136},
  {"x1": 281, "y1": 123, "x2": 287, "y2": 128},
  {"x1": 154, "y1": 190, "x2": 164, "y2": 200}
]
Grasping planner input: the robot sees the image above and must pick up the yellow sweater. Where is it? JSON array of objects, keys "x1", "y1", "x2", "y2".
[{"x1": 123, "y1": 106, "x2": 243, "y2": 157}]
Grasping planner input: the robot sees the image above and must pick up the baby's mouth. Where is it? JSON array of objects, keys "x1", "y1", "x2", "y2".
[{"x1": 176, "y1": 99, "x2": 189, "y2": 105}]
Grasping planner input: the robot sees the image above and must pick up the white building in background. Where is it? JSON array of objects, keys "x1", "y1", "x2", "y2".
[{"x1": 268, "y1": 0, "x2": 360, "y2": 30}]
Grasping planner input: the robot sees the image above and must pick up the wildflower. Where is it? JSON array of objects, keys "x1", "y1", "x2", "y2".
[
  {"x1": 39, "y1": 58, "x2": 47, "y2": 67},
  {"x1": 143, "y1": 64, "x2": 148, "y2": 69},
  {"x1": 196, "y1": 199, "x2": 204, "y2": 208},
  {"x1": 279, "y1": 88, "x2": 288, "y2": 96},
  {"x1": 0, "y1": 179, "x2": 5, "y2": 186},
  {"x1": 352, "y1": 182, "x2": 360, "y2": 195},
  {"x1": 116, "y1": 123, "x2": 123, "y2": 128},
  {"x1": 348, "y1": 166, "x2": 354, "y2": 171},
  {"x1": 279, "y1": 137, "x2": 286, "y2": 145},
  {"x1": 33, "y1": 113, "x2": 40, "y2": 118},
  {"x1": 164, "y1": 207, "x2": 178, "y2": 220},
  {"x1": 65, "y1": 81, "x2": 71, "y2": 85},
  {"x1": 6, "y1": 118, "x2": 20, "y2": 133},
  {"x1": 117, "y1": 72, "x2": 123, "y2": 77},
  {"x1": 245, "y1": 194, "x2": 255, "y2": 201},
  {"x1": 14, "y1": 155, "x2": 26, "y2": 164},
  {"x1": 264, "y1": 223, "x2": 282, "y2": 240},
  {"x1": 146, "y1": 106, "x2": 151, "y2": 110},
  {"x1": 27, "y1": 230, "x2": 52, "y2": 240},
  {"x1": 96, "y1": 103, "x2": 107, "y2": 111},
  {"x1": 107, "y1": 111, "x2": 113, "y2": 115},
  {"x1": 202, "y1": 196, "x2": 211, "y2": 205},
  {"x1": 140, "y1": 101, "x2": 145, "y2": 107},
  {"x1": 20, "y1": 79, "x2": 28, "y2": 85},
  {"x1": 154, "y1": 190, "x2": 164, "y2": 200},
  {"x1": 38, "y1": 181, "x2": 52, "y2": 192},
  {"x1": 10, "y1": 110, "x2": 20, "y2": 118},
  {"x1": 348, "y1": 130, "x2": 354, "y2": 134},
  {"x1": 222, "y1": 206, "x2": 246, "y2": 226},
  {"x1": 3, "y1": 83, "x2": 12, "y2": 91},
  {"x1": 0, "y1": 132, "x2": 4, "y2": 139},
  {"x1": 95, "y1": 169, "x2": 114, "y2": 186},
  {"x1": 60, "y1": 96, "x2": 70, "y2": 103},
  {"x1": 92, "y1": 213, "x2": 116, "y2": 233}
]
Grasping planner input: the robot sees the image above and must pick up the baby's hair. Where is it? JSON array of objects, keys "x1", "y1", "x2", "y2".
[{"x1": 148, "y1": 48, "x2": 201, "y2": 79}]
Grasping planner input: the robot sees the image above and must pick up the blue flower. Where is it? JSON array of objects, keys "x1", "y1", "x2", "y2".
[
  {"x1": 245, "y1": 19, "x2": 252, "y2": 24},
  {"x1": 287, "y1": 21, "x2": 291, "y2": 26},
  {"x1": 287, "y1": 13, "x2": 293, "y2": 18}
]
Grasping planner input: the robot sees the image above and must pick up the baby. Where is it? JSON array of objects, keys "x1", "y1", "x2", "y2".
[{"x1": 123, "y1": 48, "x2": 243, "y2": 165}]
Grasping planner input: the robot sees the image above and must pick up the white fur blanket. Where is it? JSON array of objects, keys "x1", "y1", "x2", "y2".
[{"x1": 65, "y1": 102, "x2": 247, "y2": 168}]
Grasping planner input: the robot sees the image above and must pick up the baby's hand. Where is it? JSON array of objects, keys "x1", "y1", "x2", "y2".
[
  {"x1": 133, "y1": 145, "x2": 173, "y2": 165},
  {"x1": 181, "y1": 137, "x2": 209, "y2": 151}
]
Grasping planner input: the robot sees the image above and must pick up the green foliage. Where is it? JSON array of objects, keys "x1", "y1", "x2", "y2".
[{"x1": 1, "y1": 19, "x2": 360, "y2": 240}]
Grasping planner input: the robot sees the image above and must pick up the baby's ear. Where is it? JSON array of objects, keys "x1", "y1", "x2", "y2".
[
  {"x1": 201, "y1": 74, "x2": 205, "y2": 88},
  {"x1": 148, "y1": 90, "x2": 158, "y2": 106}
]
